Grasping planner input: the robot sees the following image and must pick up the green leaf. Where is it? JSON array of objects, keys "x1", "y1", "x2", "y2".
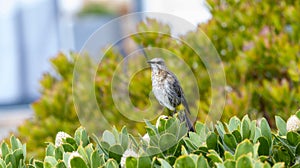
[
  {"x1": 12, "y1": 149, "x2": 24, "y2": 167},
  {"x1": 272, "y1": 162, "x2": 285, "y2": 168},
  {"x1": 157, "y1": 116, "x2": 168, "y2": 133},
  {"x1": 10, "y1": 136, "x2": 21, "y2": 151},
  {"x1": 46, "y1": 143, "x2": 55, "y2": 156},
  {"x1": 84, "y1": 144, "x2": 94, "y2": 161},
  {"x1": 1, "y1": 142, "x2": 10, "y2": 159},
  {"x1": 102, "y1": 130, "x2": 116, "y2": 146},
  {"x1": 77, "y1": 146, "x2": 89, "y2": 165},
  {"x1": 195, "y1": 122, "x2": 205, "y2": 134},
  {"x1": 197, "y1": 155, "x2": 209, "y2": 168},
  {"x1": 206, "y1": 132, "x2": 218, "y2": 150},
  {"x1": 295, "y1": 143, "x2": 300, "y2": 157},
  {"x1": 224, "y1": 151, "x2": 234, "y2": 160},
  {"x1": 125, "y1": 156, "x2": 137, "y2": 168},
  {"x1": 146, "y1": 146, "x2": 162, "y2": 156},
  {"x1": 207, "y1": 150, "x2": 223, "y2": 163},
  {"x1": 0, "y1": 158, "x2": 6, "y2": 168},
  {"x1": 159, "y1": 133, "x2": 177, "y2": 151},
  {"x1": 108, "y1": 144, "x2": 124, "y2": 163},
  {"x1": 258, "y1": 137, "x2": 270, "y2": 156},
  {"x1": 158, "y1": 158, "x2": 172, "y2": 168},
  {"x1": 44, "y1": 156, "x2": 58, "y2": 167},
  {"x1": 99, "y1": 141, "x2": 110, "y2": 155},
  {"x1": 290, "y1": 163, "x2": 300, "y2": 168},
  {"x1": 120, "y1": 132, "x2": 129, "y2": 151},
  {"x1": 236, "y1": 155, "x2": 252, "y2": 168},
  {"x1": 228, "y1": 116, "x2": 241, "y2": 132},
  {"x1": 287, "y1": 131, "x2": 300, "y2": 146},
  {"x1": 145, "y1": 120, "x2": 158, "y2": 134},
  {"x1": 28, "y1": 164, "x2": 35, "y2": 168},
  {"x1": 105, "y1": 159, "x2": 119, "y2": 168},
  {"x1": 6, "y1": 163, "x2": 12, "y2": 168},
  {"x1": 253, "y1": 128, "x2": 262, "y2": 143},
  {"x1": 275, "y1": 116, "x2": 287, "y2": 136},
  {"x1": 138, "y1": 156, "x2": 152, "y2": 168},
  {"x1": 91, "y1": 150, "x2": 101, "y2": 168},
  {"x1": 216, "y1": 121, "x2": 226, "y2": 138},
  {"x1": 74, "y1": 127, "x2": 89, "y2": 147},
  {"x1": 174, "y1": 156, "x2": 196, "y2": 168},
  {"x1": 65, "y1": 137, "x2": 78, "y2": 149},
  {"x1": 224, "y1": 160, "x2": 236, "y2": 168},
  {"x1": 249, "y1": 120, "x2": 257, "y2": 140},
  {"x1": 224, "y1": 134, "x2": 237, "y2": 150},
  {"x1": 272, "y1": 145, "x2": 291, "y2": 165},
  {"x1": 183, "y1": 137, "x2": 197, "y2": 151},
  {"x1": 146, "y1": 127, "x2": 159, "y2": 146},
  {"x1": 70, "y1": 156, "x2": 88, "y2": 168},
  {"x1": 232, "y1": 130, "x2": 242, "y2": 143},
  {"x1": 181, "y1": 145, "x2": 189, "y2": 155},
  {"x1": 34, "y1": 160, "x2": 44, "y2": 168},
  {"x1": 5, "y1": 153, "x2": 16, "y2": 168},
  {"x1": 112, "y1": 126, "x2": 120, "y2": 143},
  {"x1": 178, "y1": 123, "x2": 189, "y2": 140},
  {"x1": 241, "y1": 115, "x2": 251, "y2": 140},
  {"x1": 55, "y1": 161, "x2": 67, "y2": 168},
  {"x1": 55, "y1": 146, "x2": 64, "y2": 160},
  {"x1": 62, "y1": 143, "x2": 75, "y2": 152},
  {"x1": 235, "y1": 140, "x2": 253, "y2": 160},
  {"x1": 261, "y1": 118, "x2": 272, "y2": 146},
  {"x1": 166, "y1": 117, "x2": 179, "y2": 136},
  {"x1": 189, "y1": 132, "x2": 202, "y2": 147}
]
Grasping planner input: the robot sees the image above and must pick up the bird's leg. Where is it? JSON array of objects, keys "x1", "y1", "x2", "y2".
[{"x1": 172, "y1": 109, "x2": 176, "y2": 116}]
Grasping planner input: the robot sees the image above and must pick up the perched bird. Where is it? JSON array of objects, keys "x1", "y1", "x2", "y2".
[{"x1": 147, "y1": 58, "x2": 195, "y2": 132}]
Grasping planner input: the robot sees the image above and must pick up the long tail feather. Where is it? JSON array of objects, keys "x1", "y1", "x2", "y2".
[{"x1": 184, "y1": 109, "x2": 195, "y2": 132}]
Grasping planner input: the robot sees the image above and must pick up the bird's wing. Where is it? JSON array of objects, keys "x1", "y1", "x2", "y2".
[
  {"x1": 170, "y1": 72, "x2": 191, "y2": 114},
  {"x1": 166, "y1": 71, "x2": 193, "y2": 131},
  {"x1": 165, "y1": 72, "x2": 191, "y2": 114}
]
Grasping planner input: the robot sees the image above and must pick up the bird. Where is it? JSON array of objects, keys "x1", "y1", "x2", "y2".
[{"x1": 147, "y1": 58, "x2": 195, "y2": 132}]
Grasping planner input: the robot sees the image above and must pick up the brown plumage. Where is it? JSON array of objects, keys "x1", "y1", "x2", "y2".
[{"x1": 147, "y1": 58, "x2": 195, "y2": 132}]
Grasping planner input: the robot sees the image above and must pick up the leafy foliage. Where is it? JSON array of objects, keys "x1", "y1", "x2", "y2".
[
  {"x1": 200, "y1": 0, "x2": 300, "y2": 125},
  {"x1": 4, "y1": 114, "x2": 300, "y2": 167}
]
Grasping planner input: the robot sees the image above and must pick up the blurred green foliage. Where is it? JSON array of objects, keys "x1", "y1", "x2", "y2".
[
  {"x1": 200, "y1": 0, "x2": 300, "y2": 126},
  {"x1": 17, "y1": 53, "x2": 81, "y2": 159},
  {"x1": 78, "y1": 3, "x2": 115, "y2": 16}
]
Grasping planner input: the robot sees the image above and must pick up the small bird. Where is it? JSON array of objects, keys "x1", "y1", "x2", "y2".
[{"x1": 147, "y1": 58, "x2": 195, "y2": 132}]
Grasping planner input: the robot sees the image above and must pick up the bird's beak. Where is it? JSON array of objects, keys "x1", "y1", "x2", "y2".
[{"x1": 147, "y1": 60, "x2": 154, "y2": 64}]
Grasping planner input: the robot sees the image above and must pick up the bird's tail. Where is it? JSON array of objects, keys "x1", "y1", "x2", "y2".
[
  {"x1": 181, "y1": 97, "x2": 194, "y2": 132},
  {"x1": 184, "y1": 109, "x2": 195, "y2": 132}
]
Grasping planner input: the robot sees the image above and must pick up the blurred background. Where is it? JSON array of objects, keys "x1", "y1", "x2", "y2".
[
  {"x1": 0, "y1": 0, "x2": 210, "y2": 139},
  {"x1": 1, "y1": 0, "x2": 299, "y2": 159}
]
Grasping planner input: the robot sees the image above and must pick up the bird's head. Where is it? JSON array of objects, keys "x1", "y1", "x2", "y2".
[{"x1": 147, "y1": 58, "x2": 167, "y2": 70}]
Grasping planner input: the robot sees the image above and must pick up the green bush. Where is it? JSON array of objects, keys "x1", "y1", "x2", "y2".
[
  {"x1": 4, "y1": 114, "x2": 300, "y2": 167},
  {"x1": 199, "y1": 0, "x2": 300, "y2": 125},
  {"x1": 17, "y1": 50, "x2": 149, "y2": 159}
]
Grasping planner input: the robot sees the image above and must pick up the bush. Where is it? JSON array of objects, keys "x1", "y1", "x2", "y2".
[
  {"x1": 17, "y1": 50, "x2": 149, "y2": 159},
  {"x1": 3, "y1": 114, "x2": 300, "y2": 167},
  {"x1": 199, "y1": 0, "x2": 300, "y2": 125},
  {"x1": 17, "y1": 53, "x2": 81, "y2": 158}
]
